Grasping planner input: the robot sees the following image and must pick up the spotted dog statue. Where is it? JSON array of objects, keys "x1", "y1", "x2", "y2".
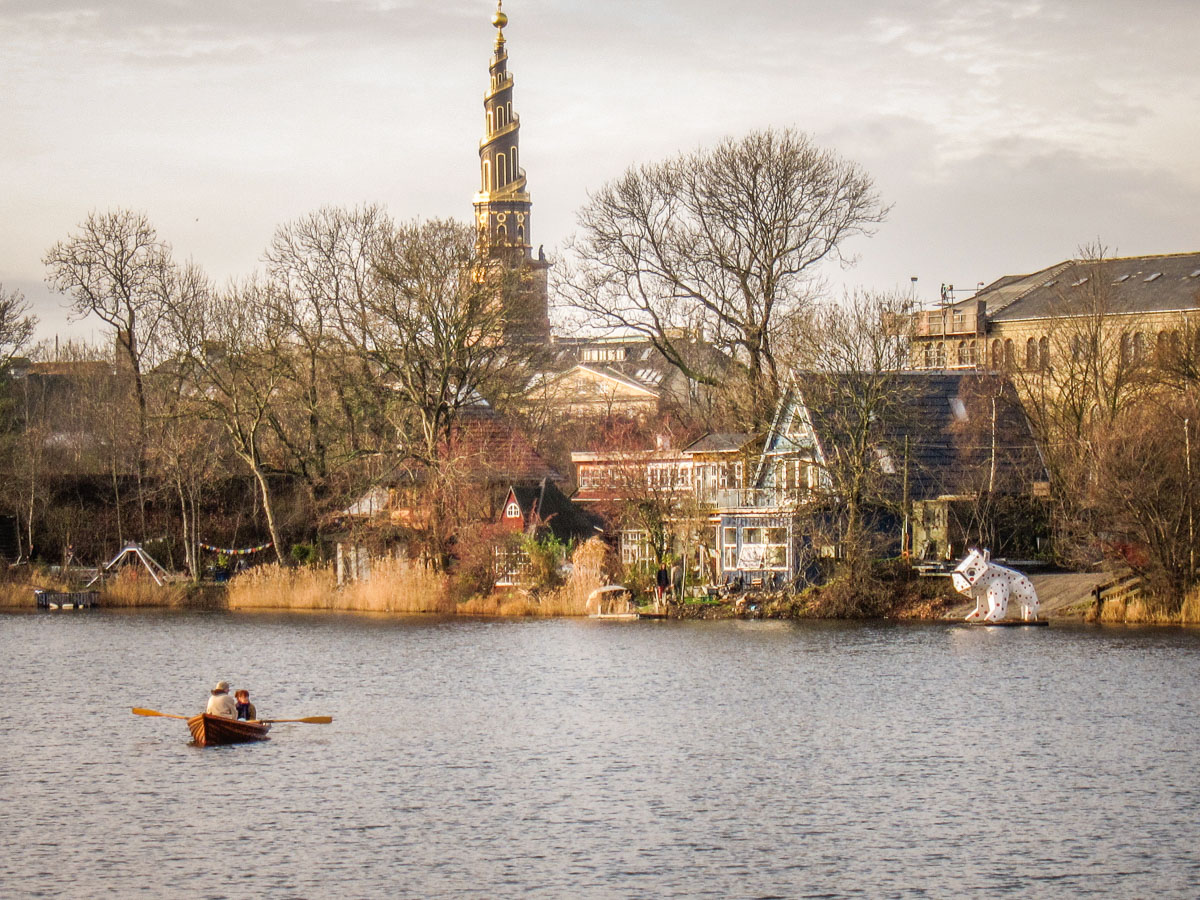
[{"x1": 951, "y1": 548, "x2": 1040, "y2": 622}]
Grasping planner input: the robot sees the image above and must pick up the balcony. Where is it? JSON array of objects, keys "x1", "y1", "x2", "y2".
[{"x1": 914, "y1": 308, "x2": 982, "y2": 337}]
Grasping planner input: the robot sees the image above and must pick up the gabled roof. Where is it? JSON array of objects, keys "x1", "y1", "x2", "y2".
[
  {"x1": 762, "y1": 371, "x2": 1046, "y2": 500},
  {"x1": 508, "y1": 479, "x2": 602, "y2": 541}
]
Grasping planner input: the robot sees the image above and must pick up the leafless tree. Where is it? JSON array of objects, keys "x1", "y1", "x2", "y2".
[
  {"x1": 264, "y1": 205, "x2": 393, "y2": 489},
  {"x1": 0, "y1": 283, "x2": 37, "y2": 367},
  {"x1": 165, "y1": 276, "x2": 291, "y2": 564},
  {"x1": 558, "y1": 128, "x2": 888, "y2": 427}
]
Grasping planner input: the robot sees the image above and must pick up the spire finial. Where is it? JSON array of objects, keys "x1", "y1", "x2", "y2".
[{"x1": 493, "y1": 1, "x2": 508, "y2": 44}]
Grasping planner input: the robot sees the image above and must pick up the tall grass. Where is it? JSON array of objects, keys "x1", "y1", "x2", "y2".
[
  {"x1": 227, "y1": 558, "x2": 451, "y2": 613},
  {"x1": 225, "y1": 537, "x2": 620, "y2": 618},
  {"x1": 99, "y1": 567, "x2": 190, "y2": 608},
  {"x1": 0, "y1": 567, "x2": 71, "y2": 608}
]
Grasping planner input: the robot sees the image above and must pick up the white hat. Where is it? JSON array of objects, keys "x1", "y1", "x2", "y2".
[{"x1": 213, "y1": 680, "x2": 230, "y2": 693}]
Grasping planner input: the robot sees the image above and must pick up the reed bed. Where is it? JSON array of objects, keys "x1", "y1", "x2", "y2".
[
  {"x1": 225, "y1": 537, "x2": 620, "y2": 617},
  {"x1": 0, "y1": 568, "x2": 72, "y2": 608},
  {"x1": 99, "y1": 568, "x2": 191, "y2": 608},
  {"x1": 1091, "y1": 589, "x2": 1200, "y2": 625}
]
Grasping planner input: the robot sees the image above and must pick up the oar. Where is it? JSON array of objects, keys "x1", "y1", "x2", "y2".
[
  {"x1": 132, "y1": 707, "x2": 189, "y2": 720},
  {"x1": 259, "y1": 716, "x2": 333, "y2": 724}
]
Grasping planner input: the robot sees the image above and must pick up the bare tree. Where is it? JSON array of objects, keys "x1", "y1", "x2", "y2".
[
  {"x1": 558, "y1": 128, "x2": 888, "y2": 427},
  {"x1": 264, "y1": 205, "x2": 393, "y2": 490},
  {"x1": 43, "y1": 210, "x2": 179, "y2": 537},
  {"x1": 0, "y1": 283, "x2": 37, "y2": 367},
  {"x1": 799, "y1": 290, "x2": 915, "y2": 565},
  {"x1": 165, "y1": 276, "x2": 292, "y2": 564}
]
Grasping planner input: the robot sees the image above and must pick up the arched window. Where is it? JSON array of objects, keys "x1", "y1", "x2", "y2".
[
  {"x1": 957, "y1": 341, "x2": 968, "y2": 366},
  {"x1": 497, "y1": 224, "x2": 507, "y2": 242},
  {"x1": 924, "y1": 343, "x2": 935, "y2": 369},
  {"x1": 495, "y1": 106, "x2": 505, "y2": 128},
  {"x1": 1132, "y1": 332, "x2": 1146, "y2": 362},
  {"x1": 516, "y1": 225, "x2": 525, "y2": 244},
  {"x1": 505, "y1": 501, "x2": 520, "y2": 519},
  {"x1": 1004, "y1": 339, "x2": 1015, "y2": 369},
  {"x1": 935, "y1": 342, "x2": 946, "y2": 367},
  {"x1": 496, "y1": 153, "x2": 506, "y2": 187},
  {"x1": 1026, "y1": 337, "x2": 1038, "y2": 370},
  {"x1": 1120, "y1": 332, "x2": 1132, "y2": 366},
  {"x1": 511, "y1": 146, "x2": 518, "y2": 177},
  {"x1": 991, "y1": 340, "x2": 1002, "y2": 369},
  {"x1": 486, "y1": 110, "x2": 494, "y2": 134},
  {"x1": 482, "y1": 160, "x2": 491, "y2": 192},
  {"x1": 1039, "y1": 336, "x2": 1050, "y2": 370},
  {"x1": 968, "y1": 339, "x2": 978, "y2": 366}
]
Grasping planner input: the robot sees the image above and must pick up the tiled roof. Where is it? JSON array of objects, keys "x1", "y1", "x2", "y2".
[
  {"x1": 684, "y1": 432, "x2": 757, "y2": 454},
  {"x1": 946, "y1": 252, "x2": 1200, "y2": 323},
  {"x1": 795, "y1": 371, "x2": 1045, "y2": 500}
]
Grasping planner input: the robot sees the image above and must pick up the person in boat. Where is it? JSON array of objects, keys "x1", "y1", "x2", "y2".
[
  {"x1": 235, "y1": 689, "x2": 257, "y2": 721},
  {"x1": 205, "y1": 680, "x2": 237, "y2": 718}
]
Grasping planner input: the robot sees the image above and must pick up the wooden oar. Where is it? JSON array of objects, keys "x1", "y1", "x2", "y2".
[
  {"x1": 132, "y1": 707, "x2": 189, "y2": 720},
  {"x1": 259, "y1": 716, "x2": 332, "y2": 724}
]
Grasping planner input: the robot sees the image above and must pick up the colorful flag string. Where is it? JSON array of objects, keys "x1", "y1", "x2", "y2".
[{"x1": 199, "y1": 541, "x2": 274, "y2": 557}]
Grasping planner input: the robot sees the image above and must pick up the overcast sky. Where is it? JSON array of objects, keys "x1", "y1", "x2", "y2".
[{"x1": 4, "y1": 0, "x2": 1199, "y2": 345}]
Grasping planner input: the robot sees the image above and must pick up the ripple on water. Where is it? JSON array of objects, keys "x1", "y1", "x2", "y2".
[{"x1": 1, "y1": 612, "x2": 1199, "y2": 897}]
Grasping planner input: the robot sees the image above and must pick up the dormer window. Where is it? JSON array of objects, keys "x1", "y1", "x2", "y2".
[{"x1": 505, "y1": 501, "x2": 521, "y2": 519}]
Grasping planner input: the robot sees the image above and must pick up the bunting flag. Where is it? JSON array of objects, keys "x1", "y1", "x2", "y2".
[{"x1": 199, "y1": 541, "x2": 273, "y2": 557}]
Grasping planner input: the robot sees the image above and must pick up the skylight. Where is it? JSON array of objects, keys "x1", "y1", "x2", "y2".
[
  {"x1": 949, "y1": 397, "x2": 968, "y2": 422},
  {"x1": 1043, "y1": 280, "x2": 1058, "y2": 288},
  {"x1": 1070, "y1": 277, "x2": 1088, "y2": 287},
  {"x1": 1113, "y1": 274, "x2": 1131, "y2": 283},
  {"x1": 1190, "y1": 269, "x2": 1200, "y2": 279},
  {"x1": 1145, "y1": 272, "x2": 1163, "y2": 282}
]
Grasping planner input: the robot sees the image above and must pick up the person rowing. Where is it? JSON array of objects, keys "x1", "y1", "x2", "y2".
[{"x1": 205, "y1": 680, "x2": 237, "y2": 719}]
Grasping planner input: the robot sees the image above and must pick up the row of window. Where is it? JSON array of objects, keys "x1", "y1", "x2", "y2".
[{"x1": 921, "y1": 329, "x2": 1193, "y2": 371}]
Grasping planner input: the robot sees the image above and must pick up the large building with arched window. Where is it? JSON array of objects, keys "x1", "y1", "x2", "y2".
[{"x1": 910, "y1": 252, "x2": 1200, "y2": 375}]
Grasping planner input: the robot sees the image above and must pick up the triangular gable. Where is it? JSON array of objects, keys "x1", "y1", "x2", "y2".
[{"x1": 541, "y1": 364, "x2": 660, "y2": 399}]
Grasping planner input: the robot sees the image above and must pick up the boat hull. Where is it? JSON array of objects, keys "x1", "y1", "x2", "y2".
[{"x1": 187, "y1": 713, "x2": 271, "y2": 746}]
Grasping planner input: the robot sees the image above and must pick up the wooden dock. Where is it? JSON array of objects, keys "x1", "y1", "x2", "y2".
[{"x1": 35, "y1": 590, "x2": 100, "y2": 609}]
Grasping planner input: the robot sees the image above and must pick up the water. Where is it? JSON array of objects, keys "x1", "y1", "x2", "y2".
[{"x1": 2, "y1": 610, "x2": 1199, "y2": 898}]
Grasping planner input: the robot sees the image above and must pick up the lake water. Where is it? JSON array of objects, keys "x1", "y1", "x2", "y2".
[{"x1": 2, "y1": 610, "x2": 1199, "y2": 898}]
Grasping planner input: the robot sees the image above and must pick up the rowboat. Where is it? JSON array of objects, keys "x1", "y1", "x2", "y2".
[{"x1": 186, "y1": 713, "x2": 271, "y2": 746}]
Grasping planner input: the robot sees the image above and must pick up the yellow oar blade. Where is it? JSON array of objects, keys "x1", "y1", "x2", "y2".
[
  {"x1": 260, "y1": 716, "x2": 333, "y2": 724},
  {"x1": 132, "y1": 707, "x2": 190, "y2": 720}
]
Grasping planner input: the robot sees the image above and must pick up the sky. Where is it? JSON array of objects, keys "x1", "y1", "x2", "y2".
[{"x1": 3, "y1": 0, "x2": 1199, "y2": 346}]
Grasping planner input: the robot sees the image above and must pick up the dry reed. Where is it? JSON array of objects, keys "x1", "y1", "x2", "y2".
[
  {"x1": 99, "y1": 567, "x2": 189, "y2": 608},
  {"x1": 0, "y1": 567, "x2": 72, "y2": 608}
]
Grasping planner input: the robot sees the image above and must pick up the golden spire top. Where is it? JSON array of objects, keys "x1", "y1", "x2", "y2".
[{"x1": 493, "y1": 1, "x2": 508, "y2": 44}]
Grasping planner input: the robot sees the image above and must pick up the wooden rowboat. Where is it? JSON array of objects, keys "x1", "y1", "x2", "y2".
[{"x1": 186, "y1": 713, "x2": 271, "y2": 746}]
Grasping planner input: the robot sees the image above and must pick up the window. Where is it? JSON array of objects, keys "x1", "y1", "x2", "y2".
[
  {"x1": 991, "y1": 340, "x2": 1002, "y2": 368},
  {"x1": 620, "y1": 530, "x2": 654, "y2": 566},
  {"x1": 935, "y1": 342, "x2": 946, "y2": 367},
  {"x1": 1038, "y1": 336, "x2": 1050, "y2": 370},
  {"x1": 1132, "y1": 332, "x2": 1146, "y2": 362},
  {"x1": 1004, "y1": 339, "x2": 1015, "y2": 369},
  {"x1": 1025, "y1": 337, "x2": 1038, "y2": 370},
  {"x1": 923, "y1": 343, "x2": 935, "y2": 368},
  {"x1": 737, "y1": 523, "x2": 788, "y2": 571},
  {"x1": 957, "y1": 341, "x2": 968, "y2": 366},
  {"x1": 722, "y1": 527, "x2": 738, "y2": 571},
  {"x1": 505, "y1": 501, "x2": 521, "y2": 519},
  {"x1": 1144, "y1": 272, "x2": 1162, "y2": 282}
]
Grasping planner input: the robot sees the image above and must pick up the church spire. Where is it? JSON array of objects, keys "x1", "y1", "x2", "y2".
[{"x1": 474, "y1": 0, "x2": 532, "y2": 254}]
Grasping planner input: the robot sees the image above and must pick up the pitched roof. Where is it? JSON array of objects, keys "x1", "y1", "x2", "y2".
[
  {"x1": 509, "y1": 479, "x2": 602, "y2": 541},
  {"x1": 450, "y1": 407, "x2": 561, "y2": 483},
  {"x1": 943, "y1": 252, "x2": 1200, "y2": 323},
  {"x1": 684, "y1": 432, "x2": 758, "y2": 454},
  {"x1": 789, "y1": 371, "x2": 1046, "y2": 500}
]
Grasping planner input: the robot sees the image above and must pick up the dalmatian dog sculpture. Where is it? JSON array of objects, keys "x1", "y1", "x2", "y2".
[{"x1": 952, "y1": 548, "x2": 1040, "y2": 622}]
